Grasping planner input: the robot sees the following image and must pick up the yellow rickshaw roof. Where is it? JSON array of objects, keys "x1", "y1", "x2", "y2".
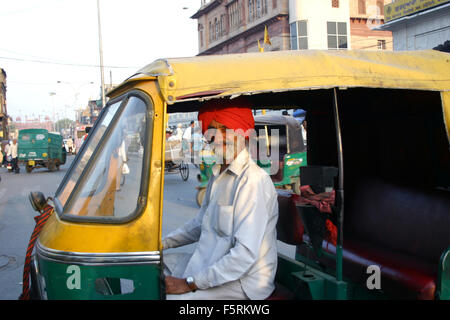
[{"x1": 109, "y1": 49, "x2": 450, "y2": 104}]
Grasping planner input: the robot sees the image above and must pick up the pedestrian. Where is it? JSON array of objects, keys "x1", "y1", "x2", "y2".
[
  {"x1": 5, "y1": 141, "x2": 12, "y2": 170},
  {"x1": 10, "y1": 139, "x2": 20, "y2": 173},
  {"x1": 3, "y1": 142, "x2": 10, "y2": 167},
  {"x1": 162, "y1": 97, "x2": 278, "y2": 300},
  {"x1": 165, "y1": 127, "x2": 173, "y2": 140},
  {"x1": 0, "y1": 144, "x2": 3, "y2": 167},
  {"x1": 0, "y1": 144, "x2": 3, "y2": 181},
  {"x1": 191, "y1": 125, "x2": 205, "y2": 166},
  {"x1": 66, "y1": 137, "x2": 74, "y2": 154},
  {"x1": 301, "y1": 119, "x2": 307, "y2": 146},
  {"x1": 182, "y1": 121, "x2": 195, "y2": 163}
]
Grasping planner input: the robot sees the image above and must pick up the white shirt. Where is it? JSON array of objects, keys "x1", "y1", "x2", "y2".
[
  {"x1": 10, "y1": 143, "x2": 18, "y2": 158},
  {"x1": 182, "y1": 126, "x2": 192, "y2": 141},
  {"x1": 162, "y1": 148, "x2": 278, "y2": 300},
  {"x1": 301, "y1": 126, "x2": 307, "y2": 144}
]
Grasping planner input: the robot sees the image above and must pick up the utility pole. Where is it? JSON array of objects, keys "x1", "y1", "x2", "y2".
[
  {"x1": 97, "y1": 0, "x2": 106, "y2": 108},
  {"x1": 49, "y1": 92, "x2": 56, "y2": 131}
]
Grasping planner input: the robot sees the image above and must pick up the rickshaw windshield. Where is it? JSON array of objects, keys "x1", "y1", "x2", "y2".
[
  {"x1": 56, "y1": 94, "x2": 150, "y2": 221},
  {"x1": 56, "y1": 101, "x2": 122, "y2": 206}
]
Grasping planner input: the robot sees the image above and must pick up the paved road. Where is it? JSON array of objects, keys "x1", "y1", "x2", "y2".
[
  {"x1": 0, "y1": 156, "x2": 74, "y2": 300},
  {"x1": 0, "y1": 157, "x2": 295, "y2": 300}
]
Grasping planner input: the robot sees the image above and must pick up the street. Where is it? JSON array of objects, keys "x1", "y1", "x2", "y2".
[{"x1": 0, "y1": 155, "x2": 295, "y2": 300}]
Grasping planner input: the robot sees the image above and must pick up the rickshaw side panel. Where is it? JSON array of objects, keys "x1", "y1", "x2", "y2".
[
  {"x1": 47, "y1": 133, "x2": 64, "y2": 163},
  {"x1": 36, "y1": 256, "x2": 161, "y2": 300}
]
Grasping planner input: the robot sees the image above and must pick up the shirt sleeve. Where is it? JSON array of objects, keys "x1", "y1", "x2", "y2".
[
  {"x1": 193, "y1": 174, "x2": 277, "y2": 289},
  {"x1": 161, "y1": 209, "x2": 204, "y2": 250}
]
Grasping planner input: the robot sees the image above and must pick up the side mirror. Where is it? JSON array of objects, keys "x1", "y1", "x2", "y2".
[{"x1": 29, "y1": 191, "x2": 47, "y2": 212}]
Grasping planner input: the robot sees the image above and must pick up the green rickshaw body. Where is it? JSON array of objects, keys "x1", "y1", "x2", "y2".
[
  {"x1": 18, "y1": 129, "x2": 66, "y2": 172},
  {"x1": 197, "y1": 153, "x2": 216, "y2": 188},
  {"x1": 257, "y1": 152, "x2": 307, "y2": 188},
  {"x1": 34, "y1": 251, "x2": 161, "y2": 300}
]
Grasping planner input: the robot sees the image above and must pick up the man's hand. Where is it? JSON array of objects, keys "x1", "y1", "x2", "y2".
[{"x1": 165, "y1": 276, "x2": 194, "y2": 294}]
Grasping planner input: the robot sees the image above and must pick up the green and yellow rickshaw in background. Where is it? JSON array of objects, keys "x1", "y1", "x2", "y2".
[
  {"x1": 18, "y1": 129, "x2": 67, "y2": 173},
  {"x1": 195, "y1": 114, "x2": 307, "y2": 207},
  {"x1": 25, "y1": 49, "x2": 450, "y2": 300}
]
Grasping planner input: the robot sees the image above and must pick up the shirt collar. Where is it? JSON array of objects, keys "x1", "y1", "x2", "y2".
[{"x1": 212, "y1": 148, "x2": 250, "y2": 178}]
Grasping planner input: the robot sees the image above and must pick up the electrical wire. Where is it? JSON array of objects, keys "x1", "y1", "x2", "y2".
[{"x1": 0, "y1": 55, "x2": 139, "y2": 69}]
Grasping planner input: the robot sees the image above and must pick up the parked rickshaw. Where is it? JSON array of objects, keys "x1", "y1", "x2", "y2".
[
  {"x1": 18, "y1": 129, "x2": 67, "y2": 173},
  {"x1": 255, "y1": 114, "x2": 306, "y2": 191},
  {"x1": 165, "y1": 139, "x2": 189, "y2": 181},
  {"x1": 24, "y1": 50, "x2": 449, "y2": 300},
  {"x1": 195, "y1": 114, "x2": 307, "y2": 206}
]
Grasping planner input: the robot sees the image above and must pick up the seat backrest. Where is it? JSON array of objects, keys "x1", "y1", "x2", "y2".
[
  {"x1": 276, "y1": 190, "x2": 304, "y2": 245},
  {"x1": 346, "y1": 178, "x2": 450, "y2": 264}
]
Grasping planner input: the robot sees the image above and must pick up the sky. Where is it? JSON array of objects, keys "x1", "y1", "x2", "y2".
[{"x1": 0, "y1": 0, "x2": 200, "y2": 122}]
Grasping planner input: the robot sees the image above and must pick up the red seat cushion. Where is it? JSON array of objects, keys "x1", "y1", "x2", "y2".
[
  {"x1": 298, "y1": 236, "x2": 437, "y2": 300},
  {"x1": 276, "y1": 191, "x2": 304, "y2": 245}
]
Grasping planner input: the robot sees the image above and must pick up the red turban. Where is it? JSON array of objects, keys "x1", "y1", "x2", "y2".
[{"x1": 198, "y1": 97, "x2": 254, "y2": 137}]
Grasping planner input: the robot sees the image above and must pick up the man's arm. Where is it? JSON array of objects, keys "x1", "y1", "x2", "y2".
[
  {"x1": 161, "y1": 210, "x2": 204, "y2": 250},
  {"x1": 193, "y1": 175, "x2": 277, "y2": 289}
]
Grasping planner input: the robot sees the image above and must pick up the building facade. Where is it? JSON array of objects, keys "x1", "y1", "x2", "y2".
[
  {"x1": 376, "y1": 0, "x2": 450, "y2": 51},
  {"x1": 192, "y1": 0, "x2": 393, "y2": 54},
  {"x1": 192, "y1": 0, "x2": 290, "y2": 54},
  {"x1": 350, "y1": 0, "x2": 393, "y2": 50},
  {"x1": 289, "y1": 0, "x2": 351, "y2": 50},
  {"x1": 0, "y1": 68, "x2": 8, "y2": 140}
]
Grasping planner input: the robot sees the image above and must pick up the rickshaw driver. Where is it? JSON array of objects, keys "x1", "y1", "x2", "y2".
[{"x1": 162, "y1": 98, "x2": 279, "y2": 300}]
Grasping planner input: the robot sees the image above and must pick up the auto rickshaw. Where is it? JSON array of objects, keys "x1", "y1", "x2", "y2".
[
  {"x1": 24, "y1": 49, "x2": 450, "y2": 300},
  {"x1": 195, "y1": 114, "x2": 307, "y2": 207},
  {"x1": 18, "y1": 129, "x2": 67, "y2": 173}
]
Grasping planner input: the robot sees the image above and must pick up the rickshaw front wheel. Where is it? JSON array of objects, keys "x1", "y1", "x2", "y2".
[
  {"x1": 180, "y1": 162, "x2": 189, "y2": 181},
  {"x1": 47, "y1": 160, "x2": 56, "y2": 172}
]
